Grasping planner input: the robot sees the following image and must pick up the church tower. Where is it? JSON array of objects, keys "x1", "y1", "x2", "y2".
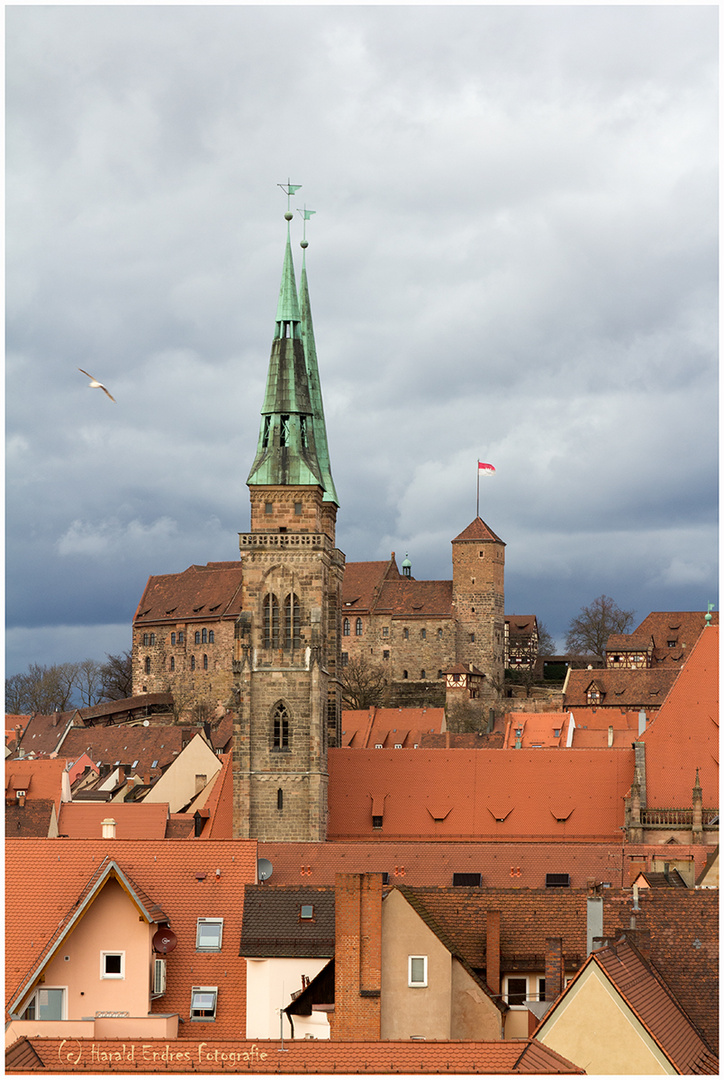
[{"x1": 233, "y1": 190, "x2": 344, "y2": 841}]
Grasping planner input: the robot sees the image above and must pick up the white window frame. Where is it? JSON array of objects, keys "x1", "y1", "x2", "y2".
[
  {"x1": 196, "y1": 917, "x2": 224, "y2": 952},
  {"x1": 408, "y1": 955, "x2": 428, "y2": 987},
  {"x1": 190, "y1": 985, "x2": 218, "y2": 1021},
  {"x1": 23, "y1": 986, "x2": 67, "y2": 1020},
  {"x1": 100, "y1": 951, "x2": 125, "y2": 979}
]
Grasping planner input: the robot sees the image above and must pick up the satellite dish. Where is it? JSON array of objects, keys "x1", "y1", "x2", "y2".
[
  {"x1": 257, "y1": 858, "x2": 273, "y2": 882},
  {"x1": 153, "y1": 927, "x2": 178, "y2": 954}
]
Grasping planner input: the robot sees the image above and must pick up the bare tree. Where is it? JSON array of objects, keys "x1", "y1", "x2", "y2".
[
  {"x1": 339, "y1": 656, "x2": 387, "y2": 710},
  {"x1": 73, "y1": 658, "x2": 105, "y2": 707},
  {"x1": 565, "y1": 595, "x2": 635, "y2": 657},
  {"x1": 98, "y1": 651, "x2": 133, "y2": 701},
  {"x1": 537, "y1": 622, "x2": 557, "y2": 656},
  {"x1": 5, "y1": 662, "x2": 79, "y2": 713}
]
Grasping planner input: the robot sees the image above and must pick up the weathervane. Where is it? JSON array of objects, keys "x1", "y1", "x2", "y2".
[
  {"x1": 298, "y1": 205, "x2": 316, "y2": 249},
  {"x1": 278, "y1": 179, "x2": 301, "y2": 219}
]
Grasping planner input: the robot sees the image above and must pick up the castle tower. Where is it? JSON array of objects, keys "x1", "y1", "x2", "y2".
[
  {"x1": 233, "y1": 190, "x2": 344, "y2": 841},
  {"x1": 451, "y1": 517, "x2": 505, "y2": 698}
]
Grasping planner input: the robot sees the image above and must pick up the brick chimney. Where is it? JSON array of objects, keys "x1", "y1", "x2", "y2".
[
  {"x1": 544, "y1": 937, "x2": 564, "y2": 1002},
  {"x1": 485, "y1": 910, "x2": 501, "y2": 996},
  {"x1": 333, "y1": 873, "x2": 382, "y2": 1040}
]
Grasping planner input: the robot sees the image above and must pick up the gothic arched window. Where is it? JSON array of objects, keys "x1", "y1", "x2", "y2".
[
  {"x1": 285, "y1": 593, "x2": 301, "y2": 648},
  {"x1": 208, "y1": 630, "x2": 214, "y2": 644},
  {"x1": 194, "y1": 631, "x2": 201, "y2": 645},
  {"x1": 356, "y1": 618, "x2": 363, "y2": 636},
  {"x1": 273, "y1": 703, "x2": 290, "y2": 750},
  {"x1": 203, "y1": 654, "x2": 208, "y2": 670},
  {"x1": 144, "y1": 656, "x2": 151, "y2": 674},
  {"x1": 191, "y1": 656, "x2": 196, "y2": 671},
  {"x1": 264, "y1": 593, "x2": 280, "y2": 647},
  {"x1": 202, "y1": 628, "x2": 208, "y2": 644},
  {"x1": 343, "y1": 618, "x2": 350, "y2": 636}
]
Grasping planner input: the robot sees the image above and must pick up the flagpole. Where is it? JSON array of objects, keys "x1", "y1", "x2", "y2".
[{"x1": 476, "y1": 462, "x2": 480, "y2": 519}]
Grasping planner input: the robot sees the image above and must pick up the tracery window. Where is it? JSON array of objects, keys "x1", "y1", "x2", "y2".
[
  {"x1": 264, "y1": 593, "x2": 280, "y2": 647},
  {"x1": 272, "y1": 703, "x2": 290, "y2": 750},
  {"x1": 356, "y1": 618, "x2": 363, "y2": 636},
  {"x1": 343, "y1": 618, "x2": 350, "y2": 636},
  {"x1": 284, "y1": 593, "x2": 301, "y2": 648}
]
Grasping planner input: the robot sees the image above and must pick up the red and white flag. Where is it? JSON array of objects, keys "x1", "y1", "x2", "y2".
[{"x1": 478, "y1": 461, "x2": 495, "y2": 472}]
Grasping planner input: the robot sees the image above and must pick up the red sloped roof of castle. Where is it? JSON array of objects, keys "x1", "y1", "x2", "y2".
[
  {"x1": 453, "y1": 516, "x2": 505, "y2": 543},
  {"x1": 341, "y1": 556, "x2": 402, "y2": 609},
  {"x1": 134, "y1": 561, "x2": 244, "y2": 624},
  {"x1": 642, "y1": 624, "x2": 718, "y2": 808},
  {"x1": 375, "y1": 578, "x2": 453, "y2": 616},
  {"x1": 327, "y1": 748, "x2": 634, "y2": 840},
  {"x1": 341, "y1": 708, "x2": 445, "y2": 748}
]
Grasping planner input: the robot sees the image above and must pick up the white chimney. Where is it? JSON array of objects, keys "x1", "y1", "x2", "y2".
[
  {"x1": 101, "y1": 818, "x2": 117, "y2": 839},
  {"x1": 608, "y1": 725, "x2": 614, "y2": 748},
  {"x1": 638, "y1": 710, "x2": 647, "y2": 736}
]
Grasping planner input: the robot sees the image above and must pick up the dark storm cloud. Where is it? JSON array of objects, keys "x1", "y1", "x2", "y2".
[{"x1": 6, "y1": 5, "x2": 717, "y2": 674}]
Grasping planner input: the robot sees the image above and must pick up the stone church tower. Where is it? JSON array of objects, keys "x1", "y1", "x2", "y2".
[{"x1": 232, "y1": 199, "x2": 344, "y2": 841}]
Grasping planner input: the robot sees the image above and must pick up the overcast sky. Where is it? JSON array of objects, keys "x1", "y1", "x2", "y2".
[{"x1": 6, "y1": 5, "x2": 718, "y2": 678}]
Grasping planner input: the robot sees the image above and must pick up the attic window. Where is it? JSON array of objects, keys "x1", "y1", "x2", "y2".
[
  {"x1": 372, "y1": 815, "x2": 383, "y2": 829},
  {"x1": 545, "y1": 873, "x2": 570, "y2": 888},
  {"x1": 667, "y1": 640, "x2": 677, "y2": 648},
  {"x1": 300, "y1": 905, "x2": 314, "y2": 921},
  {"x1": 196, "y1": 918, "x2": 223, "y2": 951},
  {"x1": 408, "y1": 955, "x2": 428, "y2": 987},
  {"x1": 190, "y1": 986, "x2": 218, "y2": 1021},
  {"x1": 101, "y1": 952, "x2": 125, "y2": 979},
  {"x1": 452, "y1": 873, "x2": 482, "y2": 887}
]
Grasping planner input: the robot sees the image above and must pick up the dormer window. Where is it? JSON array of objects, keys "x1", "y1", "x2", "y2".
[
  {"x1": 300, "y1": 904, "x2": 314, "y2": 921},
  {"x1": 196, "y1": 918, "x2": 223, "y2": 951}
]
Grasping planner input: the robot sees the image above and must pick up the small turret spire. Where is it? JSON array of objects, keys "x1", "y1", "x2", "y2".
[{"x1": 298, "y1": 207, "x2": 339, "y2": 506}]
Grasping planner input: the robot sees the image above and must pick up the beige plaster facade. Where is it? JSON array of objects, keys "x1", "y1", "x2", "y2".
[
  {"x1": 379, "y1": 889, "x2": 501, "y2": 1041},
  {"x1": 535, "y1": 962, "x2": 674, "y2": 1074},
  {"x1": 142, "y1": 732, "x2": 222, "y2": 813}
]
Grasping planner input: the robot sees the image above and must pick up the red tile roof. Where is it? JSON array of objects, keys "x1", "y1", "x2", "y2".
[
  {"x1": 341, "y1": 707, "x2": 445, "y2": 747},
  {"x1": 57, "y1": 723, "x2": 189, "y2": 778},
  {"x1": 7, "y1": 1037, "x2": 583, "y2": 1073},
  {"x1": 5, "y1": 758, "x2": 69, "y2": 815},
  {"x1": 642, "y1": 625, "x2": 718, "y2": 808},
  {"x1": 134, "y1": 562, "x2": 245, "y2": 625},
  {"x1": 341, "y1": 556, "x2": 401, "y2": 609},
  {"x1": 5, "y1": 799, "x2": 57, "y2": 838},
  {"x1": 374, "y1": 578, "x2": 453, "y2": 616},
  {"x1": 632, "y1": 610, "x2": 718, "y2": 666},
  {"x1": 57, "y1": 802, "x2": 170, "y2": 839},
  {"x1": 563, "y1": 668, "x2": 678, "y2": 710},
  {"x1": 549, "y1": 936, "x2": 718, "y2": 1073},
  {"x1": 11, "y1": 711, "x2": 75, "y2": 756},
  {"x1": 5, "y1": 839, "x2": 257, "y2": 1038},
  {"x1": 256, "y1": 839, "x2": 650, "y2": 890},
  {"x1": 453, "y1": 517, "x2": 505, "y2": 543},
  {"x1": 327, "y1": 747, "x2": 634, "y2": 840}
]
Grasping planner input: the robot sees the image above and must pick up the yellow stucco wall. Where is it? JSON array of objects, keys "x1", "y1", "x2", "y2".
[
  {"x1": 142, "y1": 733, "x2": 221, "y2": 812},
  {"x1": 536, "y1": 963, "x2": 674, "y2": 1074}
]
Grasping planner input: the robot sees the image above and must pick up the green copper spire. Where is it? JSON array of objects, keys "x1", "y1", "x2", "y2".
[
  {"x1": 247, "y1": 189, "x2": 325, "y2": 490},
  {"x1": 298, "y1": 207, "x2": 339, "y2": 506}
]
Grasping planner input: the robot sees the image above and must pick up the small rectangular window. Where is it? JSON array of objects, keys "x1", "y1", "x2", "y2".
[
  {"x1": 452, "y1": 873, "x2": 482, "y2": 887},
  {"x1": 294, "y1": 502, "x2": 302, "y2": 515},
  {"x1": 545, "y1": 873, "x2": 571, "y2": 888},
  {"x1": 383, "y1": 650, "x2": 390, "y2": 660},
  {"x1": 196, "y1": 918, "x2": 223, "y2": 951},
  {"x1": 408, "y1": 955, "x2": 428, "y2": 987},
  {"x1": 372, "y1": 815, "x2": 383, "y2": 829},
  {"x1": 382, "y1": 627, "x2": 389, "y2": 637},
  {"x1": 101, "y1": 952, "x2": 124, "y2": 979},
  {"x1": 190, "y1": 986, "x2": 218, "y2": 1020},
  {"x1": 300, "y1": 904, "x2": 314, "y2": 920},
  {"x1": 506, "y1": 977, "x2": 528, "y2": 1007}
]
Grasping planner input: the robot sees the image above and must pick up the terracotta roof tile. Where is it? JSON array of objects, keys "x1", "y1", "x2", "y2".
[
  {"x1": 453, "y1": 517, "x2": 505, "y2": 543},
  {"x1": 563, "y1": 668, "x2": 678, "y2": 709},
  {"x1": 641, "y1": 625, "x2": 718, "y2": 808},
  {"x1": 5, "y1": 758, "x2": 69, "y2": 816},
  {"x1": 57, "y1": 802, "x2": 170, "y2": 839},
  {"x1": 6, "y1": 838, "x2": 258, "y2": 1039},
  {"x1": 589, "y1": 937, "x2": 716, "y2": 1072},
  {"x1": 327, "y1": 747, "x2": 634, "y2": 840},
  {"x1": 134, "y1": 562, "x2": 245, "y2": 625},
  {"x1": 341, "y1": 557, "x2": 401, "y2": 609},
  {"x1": 375, "y1": 578, "x2": 453, "y2": 616},
  {"x1": 341, "y1": 707, "x2": 445, "y2": 748},
  {"x1": 11, "y1": 711, "x2": 75, "y2": 756},
  {"x1": 633, "y1": 610, "x2": 718, "y2": 666},
  {"x1": 9, "y1": 1037, "x2": 583, "y2": 1073}
]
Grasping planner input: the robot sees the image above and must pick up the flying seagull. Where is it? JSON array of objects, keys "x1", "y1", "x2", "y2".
[{"x1": 78, "y1": 368, "x2": 116, "y2": 402}]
